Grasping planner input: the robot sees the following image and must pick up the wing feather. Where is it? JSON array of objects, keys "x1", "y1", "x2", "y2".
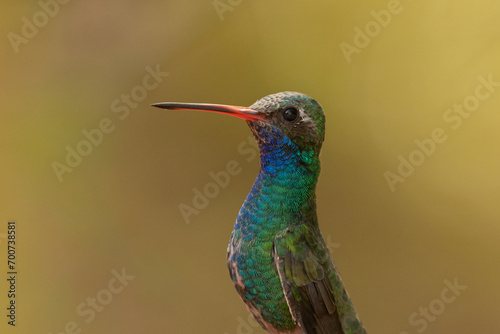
[{"x1": 274, "y1": 226, "x2": 345, "y2": 334}]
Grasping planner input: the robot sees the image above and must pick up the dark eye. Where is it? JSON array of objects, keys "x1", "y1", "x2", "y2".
[{"x1": 282, "y1": 108, "x2": 299, "y2": 122}]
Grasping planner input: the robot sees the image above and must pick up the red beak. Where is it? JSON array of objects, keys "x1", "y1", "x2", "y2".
[{"x1": 151, "y1": 102, "x2": 263, "y2": 121}]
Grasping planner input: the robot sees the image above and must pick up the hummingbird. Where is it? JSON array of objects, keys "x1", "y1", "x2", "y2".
[{"x1": 152, "y1": 92, "x2": 367, "y2": 334}]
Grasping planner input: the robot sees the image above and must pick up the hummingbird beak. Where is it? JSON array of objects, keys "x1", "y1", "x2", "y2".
[{"x1": 151, "y1": 102, "x2": 263, "y2": 121}]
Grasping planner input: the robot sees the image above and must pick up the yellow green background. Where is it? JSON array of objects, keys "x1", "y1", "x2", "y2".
[{"x1": 1, "y1": 1, "x2": 499, "y2": 333}]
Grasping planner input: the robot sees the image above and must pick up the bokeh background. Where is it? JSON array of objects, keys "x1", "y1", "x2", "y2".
[{"x1": 1, "y1": 1, "x2": 500, "y2": 333}]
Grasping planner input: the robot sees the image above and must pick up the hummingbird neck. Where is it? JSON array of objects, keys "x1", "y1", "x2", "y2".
[
  {"x1": 234, "y1": 125, "x2": 321, "y2": 236},
  {"x1": 251, "y1": 122, "x2": 321, "y2": 179}
]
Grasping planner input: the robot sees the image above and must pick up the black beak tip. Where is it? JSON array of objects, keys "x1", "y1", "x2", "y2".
[{"x1": 151, "y1": 103, "x2": 168, "y2": 109}]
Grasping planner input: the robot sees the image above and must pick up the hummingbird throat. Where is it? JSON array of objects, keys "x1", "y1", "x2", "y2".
[
  {"x1": 250, "y1": 121, "x2": 321, "y2": 178},
  {"x1": 236, "y1": 122, "x2": 322, "y2": 233}
]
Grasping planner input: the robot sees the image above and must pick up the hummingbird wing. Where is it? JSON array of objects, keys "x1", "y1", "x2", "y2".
[{"x1": 274, "y1": 225, "x2": 344, "y2": 334}]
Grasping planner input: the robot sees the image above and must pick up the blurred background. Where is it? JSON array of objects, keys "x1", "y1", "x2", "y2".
[{"x1": 1, "y1": 1, "x2": 499, "y2": 333}]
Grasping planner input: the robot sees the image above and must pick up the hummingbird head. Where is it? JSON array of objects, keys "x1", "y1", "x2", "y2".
[
  {"x1": 246, "y1": 91, "x2": 325, "y2": 153},
  {"x1": 152, "y1": 91, "x2": 325, "y2": 154}
]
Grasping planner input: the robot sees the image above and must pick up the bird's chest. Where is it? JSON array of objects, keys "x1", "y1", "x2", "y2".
[{"x1": 227, "y1": 231, "x2": 297, "y2": 332}]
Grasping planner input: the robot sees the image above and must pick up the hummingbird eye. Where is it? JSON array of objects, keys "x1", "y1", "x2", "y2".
[{"x1": 282, "y1": 108, "x2": 299, "y2": 122}]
